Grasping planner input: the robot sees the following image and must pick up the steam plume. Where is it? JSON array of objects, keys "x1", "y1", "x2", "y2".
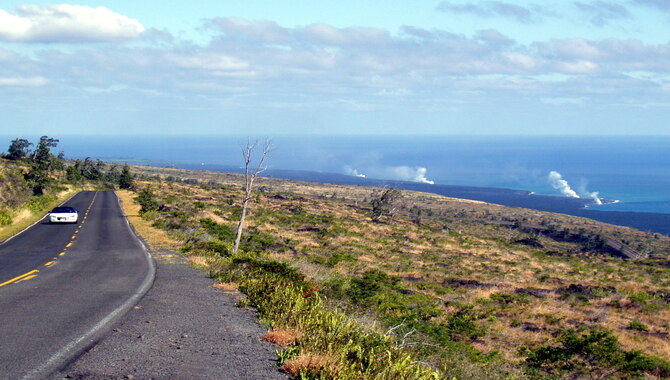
[
  {"x1": 548, "y1": 171, "x2": 579, "y2": 198},
  {"x1": 392, "y1": 166, "x2": 434, "y2": 184},
  {"x1": 344, "y1": 166, "x2": 366, "y2": 178},
  {"x1": 583, "y1": 190, "x2": 603, "y2": 205}
]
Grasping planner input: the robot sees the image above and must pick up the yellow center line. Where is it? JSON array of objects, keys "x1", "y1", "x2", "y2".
[
  {"x1": 0, "y1": 192, "x2": 99, "y2": 289},
  {"x1": 0, "y1": 270, "x2": 40, "y2": 287},
  {"x1": 15, "y1": 275, "x2": 38, "y2": 283}
]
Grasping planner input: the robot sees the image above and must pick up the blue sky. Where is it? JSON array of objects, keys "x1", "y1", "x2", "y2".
[{"x1": 1, "y1": 1, "x2": 669, "y2": 135}]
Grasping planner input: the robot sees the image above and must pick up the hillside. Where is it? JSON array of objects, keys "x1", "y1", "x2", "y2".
[{"x1": 126, "y1": 164, "x2": 670, "y2": 379}]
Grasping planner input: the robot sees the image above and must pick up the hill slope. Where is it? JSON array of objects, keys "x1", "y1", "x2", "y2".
[{"x1": 127, "y1": 164, "x2": 670, "y2": 378}]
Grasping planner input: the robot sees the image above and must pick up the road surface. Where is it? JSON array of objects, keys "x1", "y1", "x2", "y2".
[{"x1": 0, "y1": 191, "x2": 154, "y2": 379}]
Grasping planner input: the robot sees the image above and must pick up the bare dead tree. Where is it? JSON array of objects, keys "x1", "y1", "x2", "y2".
[
  {"x1": 233, "y1": 138, "x2": 271, "y2": 255},
  {"x1": 370, "y1": 186, "x2": 402, "y2": 223}
]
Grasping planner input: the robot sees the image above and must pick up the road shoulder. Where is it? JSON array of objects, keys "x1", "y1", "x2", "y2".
[{"x1": 54, "y1": 249, "x2": 286, "y2": 379}]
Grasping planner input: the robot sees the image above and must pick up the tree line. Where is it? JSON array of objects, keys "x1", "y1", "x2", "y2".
[{"x1": 2, "y1": 136, "x2": 133, "y2": 196}]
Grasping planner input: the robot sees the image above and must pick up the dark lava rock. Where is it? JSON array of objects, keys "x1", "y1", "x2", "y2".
[
  {"x1": 393, "y1": 288, "x2": 417, "y2": 295},
  {"x1": 515, "y1": 288, "x2": 551, "y2": 298},
  {"x1": 442, "y1": 279, "x2": 495, "y2": 288},
  {"x1": 558, "y1": 284, "x2": 617, "y2": 299}
]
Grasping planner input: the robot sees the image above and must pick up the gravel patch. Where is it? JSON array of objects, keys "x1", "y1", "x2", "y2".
[{"x1": 52, "y1": 250, "x2": 287, "y2": 379}]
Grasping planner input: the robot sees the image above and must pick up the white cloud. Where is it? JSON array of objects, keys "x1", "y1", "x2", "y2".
[
  {"x1": 573, "y1": 1, "x2": 632, "y2": 26},
  {"x1": 167, "y1": 53, "x2": 250, "y2": 71},
  {"x1": 541, "y1": 97, "x2": 586, "y2": 105},
  {"x1": 555, "y1": 60, "x2": 599, "y2": 74},
  {"x1": 0, "y1": 15, "x2": 669, "y2": 134},
  {"x1": 437, "y1": 1, "x2": 539, "y2": 24},
  {"x1": 302, "y1": 23, "x2": 391, "y2": 45},
  {"x1": 211, "y1": 18, "x2": 289, "y2": 43},
  {"x1": 0, "y1": 5, "x2": 145, "y2": 42},
  {"x1": 0, "y1": 76, "x2": 47, "y2": 86}
]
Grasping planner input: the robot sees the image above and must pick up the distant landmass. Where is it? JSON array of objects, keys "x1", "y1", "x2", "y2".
[{"x1": 159, "y1": 162, "x2": 670, "y2": 237}]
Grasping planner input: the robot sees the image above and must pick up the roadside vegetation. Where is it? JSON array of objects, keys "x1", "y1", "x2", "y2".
[
  {"x1": 0, "y1": 137, "x2": 134, "y2": 242},
  {"x1": 3, "y1": 135, "x2": 668, "y2": 378},
  {"x1": 121, "y1": 165, "x2": 670, "y2": 379}
]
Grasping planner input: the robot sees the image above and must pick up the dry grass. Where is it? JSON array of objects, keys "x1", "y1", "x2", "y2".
[
  {"x1": 115, "y1": 189, "x2": 180, "y2": 250},
  {"x1": 0, "y1": 187, "x2": 77, "y2": 243},
  {"x1": 280, "y1": 353, "x2": 336, "y2": 376},
  {"x1": 262, "y1": 327, "x2": 302, "y2": 347},
  {"x1": 127, "y1": 164, "x2": 670, "y2": 364},
  {"x1": 212, "y1": 282, "x2": 238, "y2": 291}
]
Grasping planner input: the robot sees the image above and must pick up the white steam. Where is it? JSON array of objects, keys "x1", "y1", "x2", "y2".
[
  {"x1": 344, "y1": 166, "x2": 366, "y2": 178},
  {"x1": 548, "y1": 171, "x2": 579, "y2": 198},
  {"x1": 548, "y1": 171, "x2": 603, "y2": 204},
  {"x1": 391, "y1": 166, "x2": 434, "y2": 184},
  {"x1": 584, "y1": 191, "x2": 602, "y2": 205}
]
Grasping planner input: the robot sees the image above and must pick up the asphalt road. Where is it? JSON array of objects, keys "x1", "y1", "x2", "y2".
[{"x1": 0, "y1": 191, "x2": 154, "y2": 380}]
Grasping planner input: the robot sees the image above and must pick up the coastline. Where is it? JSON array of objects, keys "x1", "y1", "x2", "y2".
[{"x1": 143, "y1": 162, "x2": 670, "y2": 236}]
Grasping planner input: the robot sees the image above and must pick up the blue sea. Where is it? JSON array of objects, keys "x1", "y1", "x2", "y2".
[{"x1": 3, "y1": 135, "x2": 669, "y2": 214}]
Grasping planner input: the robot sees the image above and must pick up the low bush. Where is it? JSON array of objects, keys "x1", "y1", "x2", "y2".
[
  {"x1": 443, "y1": 305, "x2": 489, "y2": 342},
  {"x1": 628, "y1": 320, "x2": 649, "y2": 332},
  {"x1": 200, "y1": 218, "x2": 235, "y2": 241},
  {"x1": 524, "y1": 328, "x2": 670, "y2": 379},
  {"x1": 135, "y1": 187, "x2": 159, "y2": 214},
  {"x1": 26, "y1": 194, "x2": 56, "y2": 213},
  {"x1": 349, "y1": 269, "x2": 399, "y2": 304},
  {"x1": 0, "y1": 209, "x2": 12, "y2": 226},
  {"x1": 220, "y1": 258, "x2": 440, "y2": 379}
]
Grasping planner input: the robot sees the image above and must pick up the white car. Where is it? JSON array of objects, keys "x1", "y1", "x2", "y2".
[{"x1": 49, "y1": 206, "x2": 79, "y2": 224}]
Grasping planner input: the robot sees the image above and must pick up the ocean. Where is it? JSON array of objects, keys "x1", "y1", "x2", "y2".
[{"x1": 3, "y1": 134, "x2": 670, "y2": 214}]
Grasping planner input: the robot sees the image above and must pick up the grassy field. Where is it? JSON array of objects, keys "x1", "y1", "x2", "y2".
[{"x1": 123, "y1": 164, "x2": 670, "y2": 379}]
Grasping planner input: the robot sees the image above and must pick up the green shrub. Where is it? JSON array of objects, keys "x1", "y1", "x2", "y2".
[
  {"x1": 628, "y1": 320, "x2": 649, "y2": 332},
  {"x1": 135, "y1": 187, "x2": 159, "y2": 214},
  {"x1": 26, "y1": 194, "x2": 56, "y2": 213},
  {"x1": 229, "y1": 261, "x2": 439, "y2": 379},
  {"x1": 239, "y1": 230, "x2": 281, "y2": 253},
  {"x1": 0, "y1": 209, "x2": 12, "y2": 225},
  {"x1": 490, "y1": 292, "x2": 531, "y2": 306},
  {"x1": 325, "y1": 252, "x2": 356, "y2": 268},
  {"x1": 350, "y1": 269, "x2": 399, "y2": 303},
  {"x1": 321, "y1": 276, "x2": 349, "y2": 299},
  {"x1": 524, "y1": 328, "x2": 669, "y2": 379},
  {"x1": 200, "y1": 218, "x2": 235, "y2": 241},
  {"x1": 444, "y1": 305, "x2": 489, "y2": 342},
  {"x1": 194, "y1": 240, "x2": 232, "y2": 256}
]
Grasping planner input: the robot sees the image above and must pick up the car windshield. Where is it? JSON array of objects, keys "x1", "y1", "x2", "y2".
[{"x1": 51, "y1": 207, "x2": 76, "y2": 213}]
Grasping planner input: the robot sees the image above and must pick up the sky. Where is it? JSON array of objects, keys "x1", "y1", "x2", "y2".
[{"x1": 1, "y1": 1, "x2": 669, "y2": 135}]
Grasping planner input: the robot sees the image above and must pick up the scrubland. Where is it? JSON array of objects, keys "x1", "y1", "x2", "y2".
[{"x1": 116, "y1": 164, "x2": 670, "y2": 379}]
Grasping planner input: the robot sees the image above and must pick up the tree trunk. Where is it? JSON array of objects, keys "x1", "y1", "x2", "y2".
[
  {"x1": 232, "y1": 138, "x2": 270, "y2": 255},
  {"x1": 233, "y1": 197, "x2": 249, "y2": 255}
]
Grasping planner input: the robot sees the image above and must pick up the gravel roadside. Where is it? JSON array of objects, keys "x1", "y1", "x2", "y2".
[{"x1": 52, "y1": 249, "x2": 287, "y2": 380}]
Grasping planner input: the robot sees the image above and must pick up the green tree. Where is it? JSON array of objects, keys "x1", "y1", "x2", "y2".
[
  {"x1": 66, "y1": 159, "x2": 84, "y2": 182},
  {"x1": 26, "y1": 136, "x2": 59, "y2": 195},
  {"x1": 135, "y1": 186, "x2": 159, "y2": 214},
  {"x1": 5, "y1": 138, "x2": 33, "y2": 160},
  {"x1": 118, "y1": 164, "x2": 134, "y2": 189},
  {"x1": 80, "y1": 157, "x2": 104, "y2": 180}
]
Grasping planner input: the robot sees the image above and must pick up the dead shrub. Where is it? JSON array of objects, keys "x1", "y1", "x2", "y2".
[
  {"x1": 262, "y1": 327, "x2": 302, "y2": 347},
  {"x1": 279, "y1": 354, "x2": 335, "y2": 377}
]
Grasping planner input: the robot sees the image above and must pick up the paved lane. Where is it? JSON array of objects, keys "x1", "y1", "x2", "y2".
[{"x1": 0, "y1": 191, "x2": 154, "y2": 379}]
